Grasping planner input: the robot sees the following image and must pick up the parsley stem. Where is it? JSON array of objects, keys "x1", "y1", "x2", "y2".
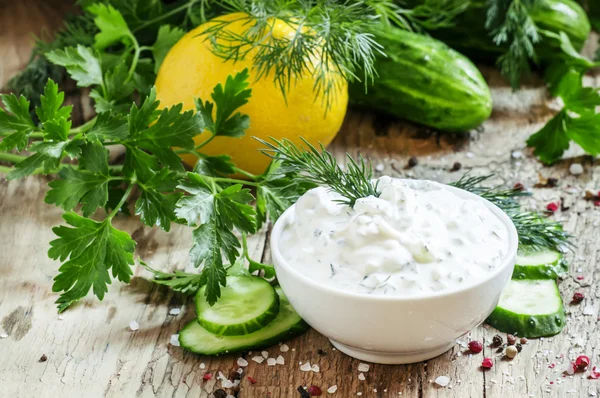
[
  {"x1": 108, "y1": 182, "x2": 134, "y2": 220},
  {"x1": 0, "y1": 152, "x2": 26, "y2": 164},
  {"x1": 233, "y1": 167, "x2": 257, "y2": 180},
  {"x1": 127, "y1": 36, "x2": 142, "y2": 82},
  {"x1": 70, "y1": 117, "x2": 97, "y2": 135},
  {"x1": 0, "y1": 165, "x2": 12, "y2": 174},
  {"x1": 194, "y1": 134, "x2": 216, "y2": 150},
  {"x1": 211, "y1": 177, "x2": 259, "y2": 187}
]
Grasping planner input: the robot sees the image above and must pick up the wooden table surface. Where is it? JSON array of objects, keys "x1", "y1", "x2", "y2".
[{"x1": 2, "y1": 3, "x2": 600, "y2": 398}]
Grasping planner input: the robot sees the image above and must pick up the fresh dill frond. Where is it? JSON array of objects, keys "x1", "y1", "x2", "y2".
[
  {"x1": 450, "y1": 173, "x2": 529, "y2": 212},
  {"x1": 201, "y1": 0, "x2": 395, "y2": 110},
  {"x1": 485, "y1": 0, "x2": 540, "y2": 89},
  {"x1": 258, "y1": 137, "x2": 380, "y2": 207},
  {"x1": 451, "y1": 173, "x2": 572, "y2": 251}
]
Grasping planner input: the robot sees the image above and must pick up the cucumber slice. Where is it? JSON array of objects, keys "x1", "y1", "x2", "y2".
[
  {"x1": 195, "y1": 276, "x2": 280, "y2": 336},
  {"x1": 486, "y1": 279, "x2": 566, "y2": 338},
  {"x1": 512, "y1": 247, "x2": 568, "y2": 279},
  {"x1": 181, "y1": 288, "x2": 308, "y2": 355}
]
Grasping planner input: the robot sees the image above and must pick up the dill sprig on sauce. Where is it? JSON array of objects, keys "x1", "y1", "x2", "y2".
[
  {"x1": 451, "y1": 173, "x2": 572, "y2": 251},
  {"x1": 258, "y1": 137, "x2": 380, "y2": 207}
]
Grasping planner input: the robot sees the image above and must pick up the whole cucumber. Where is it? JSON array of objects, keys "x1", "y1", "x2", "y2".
[
  {"x1": 349, "y1": 27, "x2": 492, "y2": 132},
  {"x1": 419, "y1": 0, "x2": 590, "y2": 63}
]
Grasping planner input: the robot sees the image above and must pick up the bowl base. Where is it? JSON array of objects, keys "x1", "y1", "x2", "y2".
[{"x1": 329, "y1": 339, "x2": 455, "y2": 364}]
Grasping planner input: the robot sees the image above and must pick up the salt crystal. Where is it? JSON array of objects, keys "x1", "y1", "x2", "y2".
[
  {"x1": 129, "y1": 320, "x2": 139, "y2": 331},
  {"x1": 170, "y1": 334, "x2": 180, "y2": 346},
  {"x1": 237, "y1": 357, "x2": 248, "y2": 367},
  {"x1": 267, "y1": 358, "x2": 277, "y2": 366},
  {"x1": 434, "y1": 375, "x2": 450, "y2": 387},
  {"x1": 583, "y1": 306, "x2": 596, "y2": 316},
  {"x1": 276, "y1": 355, "x2": 285, "y2": 365},
  {"x1": 466, "y1": 152, "x2": 474, "y2": 159},
  {"x1": 169, "y1": 308, "x2": 181, "y2": 316},
  {"x1": 300, "y1": 362, "x2": 312, "y2": 372},
  {"x1": 226, "y1": 395, "x2": 235, "y2": 398},
  {"x1": 569, "y1": 163, "x2": 584, "y2": 175},
  {"x1": 222, "y1": 379, "x2": 234, "y2": 388},
  {"x1": 358, "y1": 373, "x2": 366, "y2": 381},
  {"x1": 280, "y1": 344, "x2": 289, "y2": 352},
  {"x1": 199, "y1": 363, "x2": 206, "y2": 369},
  {"x1": 312, "y1": 364, "x2": 320, "y2": 372},
  {"x1": 511, "y1": 151, "x2": 523, "y2": 159},
  {"x1": 357, "y1": 393, "x2": 362, "y2": 396},
  {"x1": 358, "y1": 363, "x2": 370, "y2": 372},
  {"x1": 262, "y1": 351, "x2": 269, "y2": 358},
  {"x1": 0, "y1": 332, "x2": 7, "y2": 339},
  {"x1": 58, "y1": 315, "x2": 64, "y2": 320},
  {"x1": 564, "y1": 362, "x2": 576, "y2": 375},
  {"x1": 237, "y1": 368, "x2": 243, "y2": 374},
  {"x1": 327, "y1": 385, "x2": 338, "y2": 393},
  {"x1": 375, "y1": 164, "x2": 385, "y2": 172},
  {"x1": 252, "y1": 356, "x2": 265, "y2": 364}
]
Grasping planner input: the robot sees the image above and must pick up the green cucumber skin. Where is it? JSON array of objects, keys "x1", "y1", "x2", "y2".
[
  {"x1": 197, "y1": 292, "x2": 280, "y2": 336},
  {"x1": 512, "y1": 258, "x2": 568, "y2": 280},
  {"x1": 349, "y1": 28, "x2": 492, "y2": 132},
  {"x1": 486, "y1": 304, "x2": 566, "y2": 338},
  {"x1": 195, "y1": 277, "x2": 280, "y2": 336},
  {"x1": 421, "y1": 0, "x2": 590, "y2": 63},
  {"x1": 180, "y1": 288, "x2": 309, "y2": 356}
]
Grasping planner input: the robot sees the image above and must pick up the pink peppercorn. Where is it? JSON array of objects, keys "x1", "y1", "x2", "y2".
[
  {"x1": 468, "y1": 341, "x2": 483, "y2": 353},
  {"x1": 308, "y1": 385, "x2": 322, "y2": 396},
  {"x1": 247, "y1": 376, "x2": 257, "y2": 384},
  {"x1": 576, "y1": 355, "x2": 590, "y2": 371},
  {"x1": 203, "y1": 373, "x2": 212, "y2": 381},
  {"x1": 481, "y1": 358, "x2": 493, "y2": 369},
  {"x1": 572, "y1": 292, "x2": 585, "y2": 303},
  {"x1": 546, "y1": 202, "x2": 559, "y2": 212}
]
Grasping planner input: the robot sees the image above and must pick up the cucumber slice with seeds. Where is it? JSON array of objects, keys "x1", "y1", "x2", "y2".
[
  {"x1": 512, "y1": 247, "x2": 568, "y2": 279},
  {"x1": 181, "y1": 288, "x2": 308, "y2": 355},
  {"x1": 486, "y1": 279, "x2": 566, "y2": 338},
  {"x1": 195, "y1": 276, "x2": 279, "y2": 336}
]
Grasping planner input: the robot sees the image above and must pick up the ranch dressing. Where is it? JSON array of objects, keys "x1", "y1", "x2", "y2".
[{"x1": 279, "y1": 177, "x2": 509, "y2": 297}]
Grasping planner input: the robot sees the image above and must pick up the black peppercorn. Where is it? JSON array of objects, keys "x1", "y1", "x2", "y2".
[
  {"x1": 492, "y1": 334, "x2": 503, "y2": 347},
  {"x1": 213, "y1": 389, "x2": 228, "y2": 398},
  {"x1": 515, "y1": 343, "x2": 523, "y2": 353}
]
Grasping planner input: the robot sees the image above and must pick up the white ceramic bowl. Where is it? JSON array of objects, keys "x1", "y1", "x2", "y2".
[{"x1": 271, "y1": 181, "x2": 519, "y2": 364}]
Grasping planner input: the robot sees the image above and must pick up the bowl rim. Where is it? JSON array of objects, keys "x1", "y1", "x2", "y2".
[{"x1": 270, "y1": 178, "x2": 519, "y2": 302}]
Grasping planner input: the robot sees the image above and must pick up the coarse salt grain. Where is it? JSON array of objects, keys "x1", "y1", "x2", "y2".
[
  {"x1": 0, "y1": 332, "x2": 7, "y2": 339},
  {"x1": 358, "y1": 373, "x2": 366, "y2": 381},
  {"x1": 168, "y1": 308, "x2": 181, "y2": 316},
  {"x1": 358, "y1": 363, "x2": 370, "y2": 372},
  {"x1": 221, "y1": 379, "x2": 234, "y2": 388},
  {"x1": 199, "y1": 363, "x2": 206, "y2": 369},
  {"x1": 280, "y1": 344, "x2": 289, "y2": 352},
  {"x1": 267, "y1": 358, "x2": 277, "y2": 366},
  {"x1": 570, "y1": 163, "x2": 584, "y2": 175},
  {"x1": 170, "y1": 334, "x2": 180, "y2": 346},
  {"x1": 312, "y1": 364, "x2": 320, "y2": 372},
  {"x1": 434, "y1": 376, "x2": 450, "y2": 387},
  {"x1": 58, "y1": 315, "x2": 64, "y2": 320},
  {"x1": 237, "y1": 357, "x2": 248, "y2": 367},
  {"x1": 583, "y1": 306, "x2": 596, "y2": 316},
  {"x1": 262, "y1": 351, "x2": 269, "y2": 358},
  {"x1": 300, "y1": 362, "x2": 312, "y2": 372},
  {"x1": 252, "y1": 356, "x2": 265, "y2": 364},
  {"x1": 276, "y1": 355, "x2": 285, "y2": 365},
  {"x1": 375, "y1": 164, "x2": 385, "y2": 172},
  {"x1": 129, "y1": 320, "x2": 139, "y2": 331},
  {"x1": 327, "y1": 385, "x2": 338, "y2": 393}
]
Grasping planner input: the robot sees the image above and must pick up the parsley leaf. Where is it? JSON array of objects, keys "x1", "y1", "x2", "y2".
[
  {"x1": 135, "y1": 168, "x2": 180, "y2": 231},
  {"x1": 49, "y1": 212, "x2": 135, "y2": 312},
  {"x1": 35, "y1": 79, "x2": 72, "y2": 123},
  {"x1": 190, "y1": 220, "x2": 229, "y2": 305},
  {"x1": 215, "y1": 184, "x2": 256, "y2": 234},
  {"x1": 196, "y1": 68, "x2": 251, "y2": 137},
  {"x1": 86, "y1": 112, "x2": 128, "y2": 142},
  {"x1": 193, "y1": 154, "x2": 236, "y2": 176},
  {"x1": 46, "y1": 45, "x2": 103, "y2": 87},
  {"x1": 175, "y1": 172, "x2": 215, "y2": 226},
  {"x1": 152, "y1": 25, "x2": 185, "y2": 73},
  {"x1": 526, "y1": 111, "x2": 570, "y2": 164},
  {"x1": 0, "y1": 93, "x2": 36, "y2": 151},
  {"x1": 87, "y1": 3, "x2": 133, "y2": 50}
]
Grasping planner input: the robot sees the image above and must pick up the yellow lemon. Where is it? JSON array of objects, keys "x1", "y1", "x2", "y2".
[{"x1": 155, "y1": 12, "x2": 348, "y2": 176}]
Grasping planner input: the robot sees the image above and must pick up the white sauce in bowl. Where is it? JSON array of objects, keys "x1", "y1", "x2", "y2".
[{"x1": 279, "y1": 177, "x2": 510, "y2": 297}]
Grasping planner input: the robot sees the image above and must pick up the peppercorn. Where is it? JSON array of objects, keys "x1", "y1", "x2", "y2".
[
  {"x1": 481, "y1": 357, "x2": 493, "y2": 369},
  {"x1": 515, "y1": 343, "x2": 523, "y2": 353},
  {"x1": 468, "y1": 341, "x2": 483, "y2": 353},
  {"x1": 505, "y1": 346, "x2": 518, "y2": 359},
  {"x1": 213, "y1": 389, "x2": 228, "y2": 398},
  {"x1": 308, "y1": 385, "x2": 323, "y2": 396},
  {"x1": 39, "y1": 354, "x2": 48, "y2": 362},
  {"x1": 507, "y1": 334, "x2": 517, "y2": 345},
  {"x1": 230, "y1": 370, "x2": 242, "y2": 380},
  {"x1": 496, "y1": 346, "x2": 504, "y2": 353},
  {"x1": 492, "y1": 334, "x2": 503, "y2": 347},
  {"x1": 572, "y1": 292, "x2": 585, "y2": 304},
  {"x1": 520, "y1": 337, "x2": 528, "y2": 345},
  {"x1": 450, "y1": 162, "x2": 462, "y2": 172},
  {"x1": 297, "y1": 386, "x2": 311, "y2": 398},
  {"x1": 407, "y1": 157, "x2": 418, "y2": 168},
  {"x1": 576, "y1": 355, "x2": 590, "y2": 371}
]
